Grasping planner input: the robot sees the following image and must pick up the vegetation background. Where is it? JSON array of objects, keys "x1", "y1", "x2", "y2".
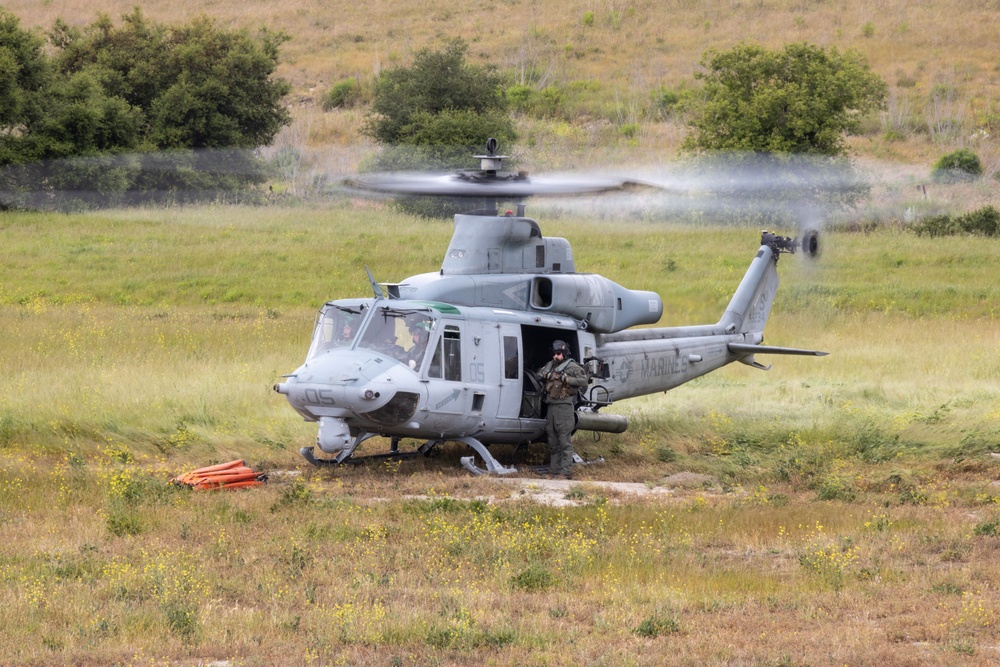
[
  {"x1": 6, "y1": 0, "x2": 999, "y2": 176},
  {"x1": 1, "y1": 1, "x2": 1000, "y2": 666}
]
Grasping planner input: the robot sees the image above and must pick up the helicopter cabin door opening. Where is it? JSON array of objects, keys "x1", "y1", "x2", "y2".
[{"x1": 518, "y1": 325, "x2": 582, "y2": 420}]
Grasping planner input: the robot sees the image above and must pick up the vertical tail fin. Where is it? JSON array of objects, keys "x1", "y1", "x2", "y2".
[{"x1": 718, "y1": 245, "x2": 780, "y2": 335}]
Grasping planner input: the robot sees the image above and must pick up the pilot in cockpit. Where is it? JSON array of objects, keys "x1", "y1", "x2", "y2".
[{"x1": 405, "y1": 321, "x2": 431, "y2": 369}]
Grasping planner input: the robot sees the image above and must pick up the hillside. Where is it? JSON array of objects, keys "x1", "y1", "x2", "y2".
[{"x1": 5, "y1": 0, "x2": 999, "y2": 175}]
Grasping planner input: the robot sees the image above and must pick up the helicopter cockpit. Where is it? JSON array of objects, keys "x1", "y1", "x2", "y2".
[{"x1": 307, "y1": 301, "x2": 437, "y2": 371}]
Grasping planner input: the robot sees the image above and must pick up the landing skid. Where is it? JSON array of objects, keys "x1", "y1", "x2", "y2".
[
  {"x1": 300, "y1": 434, "x2": 602, "y2": 476},
  {"x1": 461, "y1": 452, "x2": 606, "y2": 476},
  {"x1": 453, "y1": 436, "x2": 517, "y2": 475},
  {"x1": 299, "y1": 433, "x2": 515, "y2": 473},
  {"x1": 299, "y1": 446, "x2": 432, "y2": 467},
  {"x1": 300, "y1": 433, "x2": 439, "y2": 468}
]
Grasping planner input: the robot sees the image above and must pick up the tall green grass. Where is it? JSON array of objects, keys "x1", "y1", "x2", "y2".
[
  {"x1": 3, "y1": 203, "x2": 1000, "y2": 664},
  {"x1": 2, "y1": 204, "x2": 998, "y2": 470}
]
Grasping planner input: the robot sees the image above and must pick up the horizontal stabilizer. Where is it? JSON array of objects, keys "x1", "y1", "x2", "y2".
[{"x1": 728, "y1": 343, "x2": 828, "y2": 357}]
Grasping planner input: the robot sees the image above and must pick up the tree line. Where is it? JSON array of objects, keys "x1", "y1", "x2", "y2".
[
  {"x1": 1, "y1": 8, "x2": 289, "y2": 207},
  {"x1": 3, "y1": 7, "x2": 899, "y2": 210}
]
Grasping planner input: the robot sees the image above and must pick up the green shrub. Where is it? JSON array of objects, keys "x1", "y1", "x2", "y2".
[
  {"x1": 912, "y1": 213, "x2": 964, "y2": 237},
  {"x1": 106, "y1": 510, "x2": 144, "y2": 537},
  {"x1": 656, "y1": 446, "x2": 678, "y2": 463},
  {"x1": 932, "y1": 149, "x2": 983, "y2": 183},
  {"x1": 272, "y1": 479, "x2": 313, "y2": 510},
  {"x1": 973, "y1": 518, "x2": 1000, "y2": 537},
  {"x1": 958, "y1": 206, "x2": 1000, "y2": 236},
  {"x1": 163, "y1": 602, "x2": 199, "y2": 640},
  {"x1": 364, "y1": 39, "x2": 510, "y2": 145},
  {"x1": 684, "y1": 42, "x2": 887, "y2": 156},
  {"x1": 816, "y1": 474, "x2": 857, "y2": 502},
  {"x1": 651, "y1": 87, "x2": 681, "y2": 119},
  {"x1": 510, "y1": 563, "x2": 555, "y2": 591},
  {"x1": 533, "y1": 85, "x2": 564, "y2": 118},
  {"x1": 506, "y1": 83, "x2": 536, "y2": 113},
  {"x1": 619, "y1": 122, "x2": 640, "y2": 138},
  {"x1": 322, "y1": 78, "x2": 360, "y2": 110},
  {"x1": 633, "y1": 611, "x2": 680, "y2": 637},
  {"x1": 913, "y1": 206, "x2": 1000, "y2": 237}
]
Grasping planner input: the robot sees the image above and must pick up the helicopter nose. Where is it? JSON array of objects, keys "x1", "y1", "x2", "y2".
[{"x1": 276, "y1": 350, "x2": 423, "y2": 426}]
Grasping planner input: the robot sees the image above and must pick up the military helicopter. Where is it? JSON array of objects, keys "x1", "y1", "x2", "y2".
[{"x1": 273, "y1": 140, "x2": 826, "y2": 474}]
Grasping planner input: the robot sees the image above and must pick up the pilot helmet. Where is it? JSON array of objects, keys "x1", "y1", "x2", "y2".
[
  {"x1": 409, "y1": 320, "x2": 432, "y2": 334},
  {"x1": 551, "y1": 340, "x2": 570, "y2": 354}
]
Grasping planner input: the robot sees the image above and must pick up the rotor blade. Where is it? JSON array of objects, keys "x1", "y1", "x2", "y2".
[{"x1": 344, "y1": 172, "x2": 631, "y2": 198}]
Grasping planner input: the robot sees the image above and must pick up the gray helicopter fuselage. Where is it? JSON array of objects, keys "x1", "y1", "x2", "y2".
[{"x1": 275, "y1": 210, "x2": 824, "y2": 466}]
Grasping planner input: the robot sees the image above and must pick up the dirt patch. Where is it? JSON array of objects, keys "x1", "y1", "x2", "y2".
[
  {"x1": 661, "y1": 471, "x2": 720, "y2": 490},
  {"x1": 493, "y1": 477, "x2": 674, "y2": 506}
]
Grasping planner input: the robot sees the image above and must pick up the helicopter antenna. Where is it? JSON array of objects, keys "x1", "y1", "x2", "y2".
[{"x1": 364, "y1": 265, "x2": 387, "y2": 300}]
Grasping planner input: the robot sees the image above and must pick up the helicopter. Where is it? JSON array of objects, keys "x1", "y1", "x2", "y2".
[{"x1": 273, "y1": 140, "x2": 827, "y2": 475}]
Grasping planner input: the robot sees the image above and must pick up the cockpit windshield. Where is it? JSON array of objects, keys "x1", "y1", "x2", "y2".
[
  {"x1": 306, "y1": 304, "x2": 366, "y2": 360},
  {"x1": 357, "y1": 308, "x2": 435, "y2": 369}
]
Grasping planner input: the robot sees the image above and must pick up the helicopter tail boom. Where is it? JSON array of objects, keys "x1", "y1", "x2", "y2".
[
  {"x1": 717, "y1": 230, "x2": 819, "y2": 335},
  {"x1": 591, "y1": 235, "x2": 825, "y2": 401},
  {"x1": 718, "y1": 244, "x2": 780, "y2": 335}
]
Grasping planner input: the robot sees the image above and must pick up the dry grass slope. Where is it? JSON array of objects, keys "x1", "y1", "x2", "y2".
[{"x1": 6, "y1": 0, "x2": 1000, "y2": 169}]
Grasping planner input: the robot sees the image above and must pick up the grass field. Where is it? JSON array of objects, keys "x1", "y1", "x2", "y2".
[
  {"x1": 2, "y1": 203, "x2": 1000, "y2": 665},
  {"x1": 3, "y1": 0, "x2": 999, "y2": 663}
]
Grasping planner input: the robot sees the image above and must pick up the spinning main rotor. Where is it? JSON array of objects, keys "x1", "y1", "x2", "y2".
[{"x1": 346, "y1": 138, "x2": 631, "y2": 199}]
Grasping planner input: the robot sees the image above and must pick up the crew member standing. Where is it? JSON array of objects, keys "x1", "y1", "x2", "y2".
[{"x1": 536, "y1": 340, "x2": 589, "y2": 479}]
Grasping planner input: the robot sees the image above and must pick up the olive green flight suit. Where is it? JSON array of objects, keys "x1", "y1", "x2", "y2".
[{"x1": 537, "y1": 357, "x2": 589, "y2": 476}]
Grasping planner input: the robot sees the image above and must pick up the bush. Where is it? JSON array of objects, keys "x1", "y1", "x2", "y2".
[
  {"x1": 633, "y1": 611, "x2": 680, "y2": 637},
  {"x1": 364, "y1": 39, "x2": 510, "y2": 145},
  {"x1": 505, "y1": 83, "x2": 566, "y2": 118},
  {"x1": 816, "y1": 474, "x2": 858, "y2": 502},
  {"x1": 960, "y1": 206, "x2": 1000, "y2": 236},
  {"x1": 506, "y1": 83, "x2": 535, "y2": 113},
  {"x1": 619, "y1": 122, "x2": 640, "y2": 138},
  {"x1": 684, "y1": 42, "x2": 887, "y2": 156},
  {"x1": 973, "y1": 518, "x2": 1000, "y2": 537},
  {"x1": 322, "y1": 78, "x2": 360, "y2": 110},
  {"x1": 510, "y1": 563, "x2": 555, "y2": 591},
  {"x1": 651, "y1": 86, "x2": 682, "y2": 119},
  {"x1": 656, "y1": 446, "x2": 678, "y2": 463},
  {"x1": 932, "y1": 149, "x2": 983, "y2": 183},
  {"x1": 1, "y1": 8, "x2": 290, "y2": 209},
  {"x1": 106, "y1": 510, "x2": 144, "y2": 537},
  {"x1": 912, "y1": 206, "x2": 1000, "y2": 237},
  {"x1": 912, "y1": 213, "x2": 964, "y2": 237}
]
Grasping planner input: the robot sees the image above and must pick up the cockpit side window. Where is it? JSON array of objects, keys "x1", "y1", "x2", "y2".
[{"x1": 307, "y1": 305, "x2": 364, "y2": 360}]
